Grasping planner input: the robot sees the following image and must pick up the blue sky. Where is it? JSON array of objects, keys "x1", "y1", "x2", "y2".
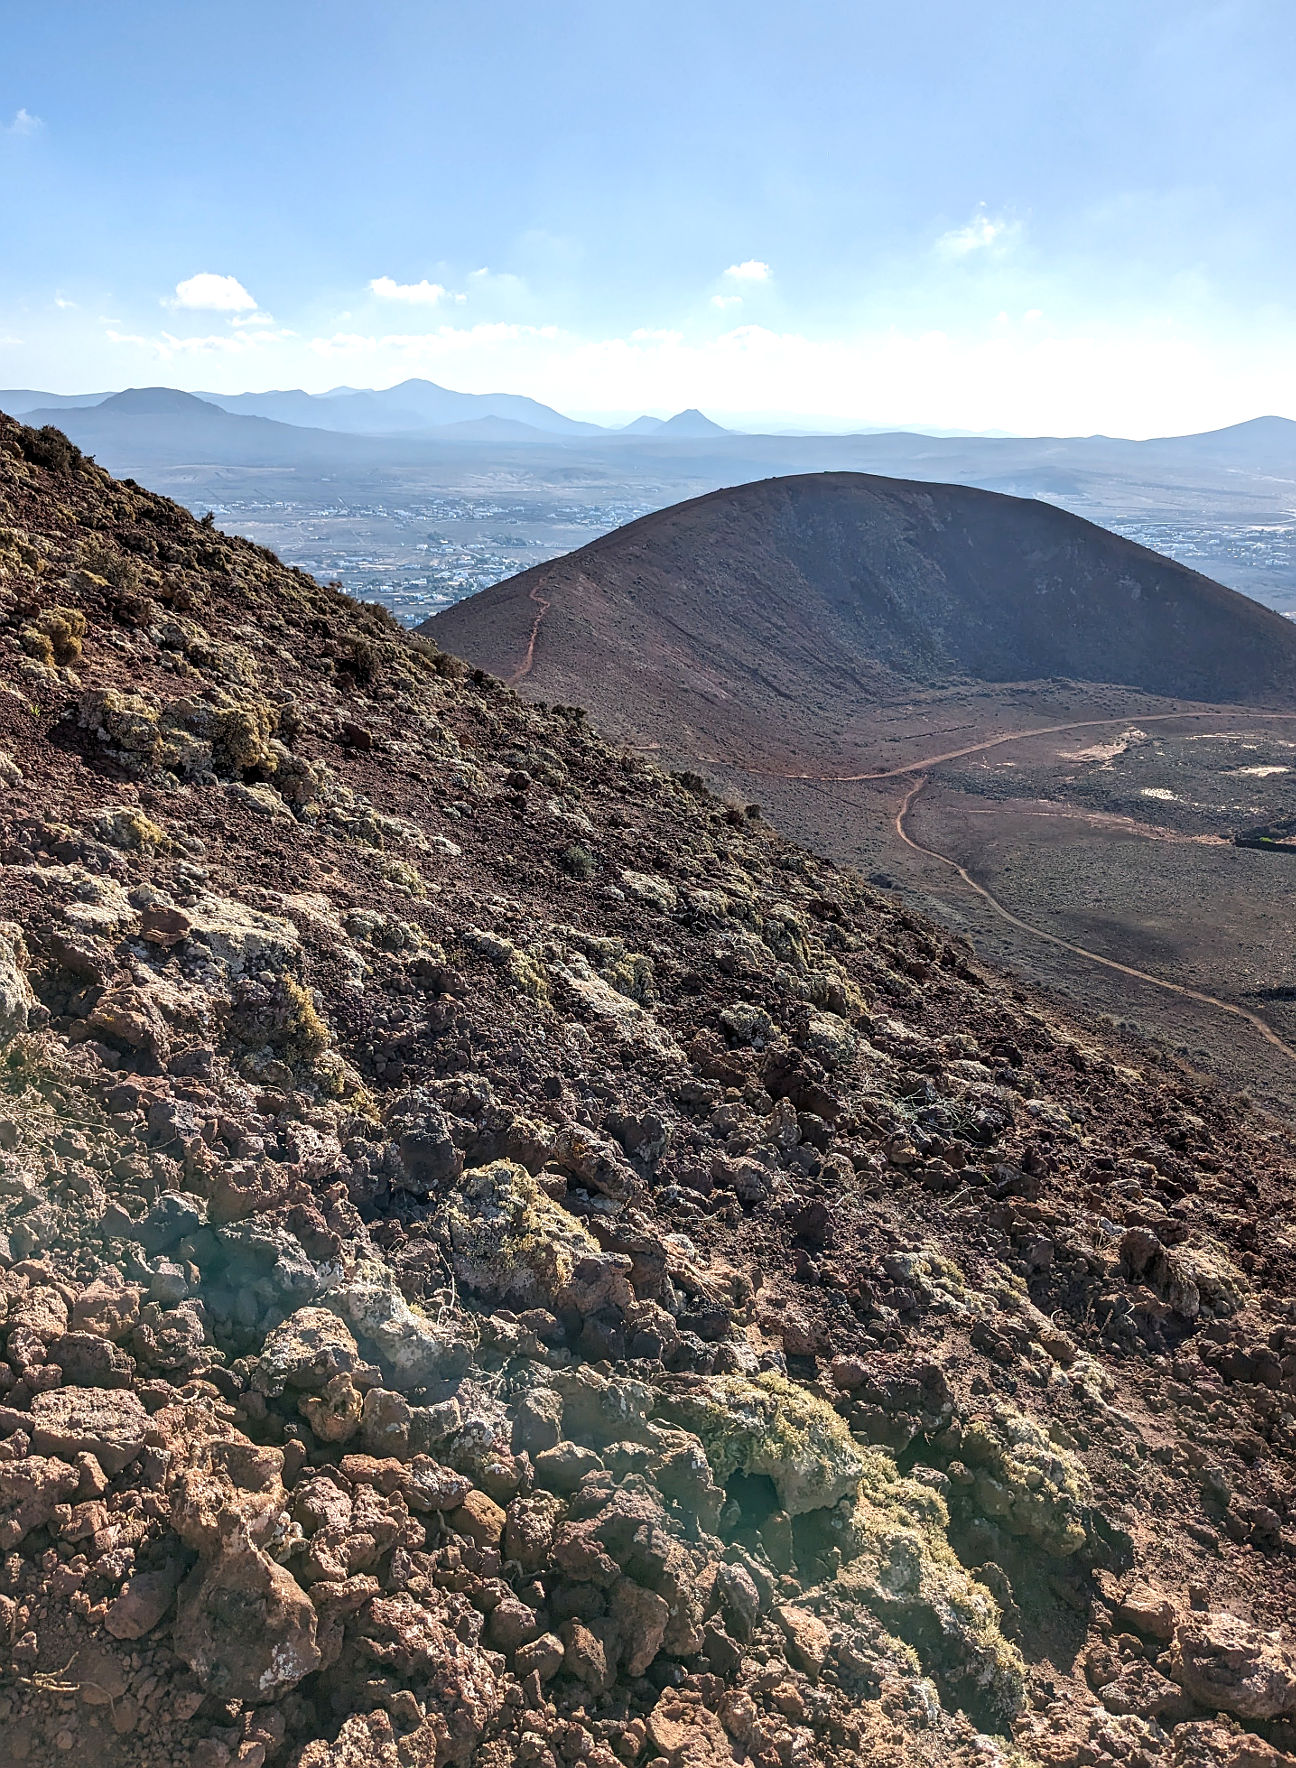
[{"x1": 2, "y1": 0, "x2": 1295, "y2": 433}]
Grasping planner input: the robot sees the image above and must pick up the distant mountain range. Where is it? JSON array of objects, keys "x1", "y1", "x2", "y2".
[
  {"x1": 6, "y1": 381, "x2": 1296, "y2": 473},
  {"x1": 0, "y1": 379, "x2": 728, "y2": 443},
  {"x1": 7, "y1": 385, "x2": 1296, "y2": 624},
  {"x1": 198, "y1": 378, "x2": 608, "y2": 437},
  {"x1": 619, "y1": 408, "x2": 730, "y2": 438}
]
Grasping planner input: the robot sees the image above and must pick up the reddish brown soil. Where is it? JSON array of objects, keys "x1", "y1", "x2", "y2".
[{"x1": 0, "y1": 420, "x2": 1295, "y2": 1768}]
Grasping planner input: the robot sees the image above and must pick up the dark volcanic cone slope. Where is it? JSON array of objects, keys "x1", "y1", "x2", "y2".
[
  {"x1": 0, "y1": 417, "x2": 1295, "y2": 1767},
  {"x1": 429, "y1": 471, "x2": 1296, "y2": 756}
]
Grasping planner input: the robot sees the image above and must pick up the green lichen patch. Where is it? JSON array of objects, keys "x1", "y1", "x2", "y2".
[
  {"x1": 25, "y1": 604, "x2": 86, "y2": 666},
  {"x1": 558, "y1": 928, "x2": 656, "y2": 1005},
  {"x1": 78, "y1": 685, "x2": 163, "y2": 758},
  {"x1": 836, "y1": 1454, "x2": 1028, "y2": 1725},
  {"x1": 445, "y1": 1158, "x2": 601, "y2": 1310},
  {"x1": 956, "y1": 1401, "x2": 1092, "y2": 1557},
  {"x1": 85, "y1": 804, "x2": 166, "y2": 852},
  {"x1": 659, "y1": 1370, "x2": 870, "y2": 1516},
  {"x1": 466, "y1": 926, "x2": 552, "y2": 1007}
]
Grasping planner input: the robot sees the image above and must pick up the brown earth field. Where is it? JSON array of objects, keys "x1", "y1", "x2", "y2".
[
  {"x1": 9, "y1": 416, "x2": 1296, "y2": 1768},
  {"x1": 428, "y1": 476, "x2": 1296, "y2": 1114},
  {"x1": 696, "y1": 711, "x2": 1296, "y2": 1118}
]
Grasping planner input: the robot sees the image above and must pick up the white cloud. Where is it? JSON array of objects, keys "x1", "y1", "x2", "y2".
[
  {"x1": 171, "y1": 273, "x2": 258, "y2": 312},
  {"x1": 936, "y1": 208, "x2": 1016, "y2": 258},
  {"x1": 106, "y1": 326, "x2": 295, "y2": 360},
  {"x1": 232, "y1": 310, "x2": 276, "y2": 327},
  {"x1": 723, "y1": 259, "x2": 771, "y2": 282},
  {"x1": 5, "y1": 109, "x2": 42, "y2": 136},
  {"x1": 711, "y1": 294, "x2": 743, "y2": 309},
  {"x1": 463, "y1": 267, "x2": 522, "y2": 300},
  {"x1": 369, "y1": 276, "x2": 449, "y2": 305},
  {"x1": 53, "y1": 294, "x2": 77, "y2": 310}
]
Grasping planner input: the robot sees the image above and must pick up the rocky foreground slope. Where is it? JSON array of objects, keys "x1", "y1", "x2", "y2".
[{"x1": 0, "y1": 416, "x2": 1295, "y2": 1767}]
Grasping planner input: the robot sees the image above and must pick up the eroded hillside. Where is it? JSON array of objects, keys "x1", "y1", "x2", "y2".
[{"x1": 0, "y1": 415, "x2": 1294, "y2": 1768}]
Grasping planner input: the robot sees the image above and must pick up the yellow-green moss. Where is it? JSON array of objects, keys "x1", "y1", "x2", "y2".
[
  {"x1": 211, "y1": 700, "x2": 275, "y2": 773},
  {"x1": 562, "y1": 929, "x2": 656, "y2": 1004},
  {"x1": 837, "y1": 1453, "x2": 1027, "y2": 1724},
  {"x1": 19, "y1": 626, "x2": 55, "y2": 666},
  {"x1": 78, "y1": 687, "x2": 162, "y2": 757},
  {"x1": 27, "y1": 605, "x2": 86, "y2": 665},
  {"x1": 467, "y1": 927, "x2": 552, "y2": 1007},
  {"x1": 660, "y1": 1370, "x2": 870, "y2": 1516},
  {"x1": 445, "y1": 1158, "x2": 601, "y2": 1308},
  {"x1": 803, "y1": 962, "x2": 870, "y2": 1020},
  {"x1": 377, "y1": 857, "x2": 427, "y2": 896},
  {"x1": 88, "y1": 805, "x2": 166, "y2": 851},
  {"x1": 761, "y1": 904, "x2": 814, "y2": 970},
  {"x1": 278, "y1": 975, "x2": 332, "y2": 1066},
  {"x1": 958, "y1": 1401, "x2": 1091, "y2": 1557}
]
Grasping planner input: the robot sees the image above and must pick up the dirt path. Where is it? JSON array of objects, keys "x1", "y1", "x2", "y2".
[
  {"x1": 703, "y1": 708, "x2": 1296, "y2": 783},
  {"x1": 895, "y1": 775, "x2": 1296, "y2": 1066},
  {"x1": 508, "y1": 582, "x2": 552, "y2": 686}
]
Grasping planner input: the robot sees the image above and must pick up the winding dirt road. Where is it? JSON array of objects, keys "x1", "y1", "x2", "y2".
[
  {"x1": 703, "y1": 707, "x2": 1296, "y2": 784},
  {"x1": 894, "y1": 774, "x2": 1296, "y2": 1065},
  {"x1": 698, "y1": 706, "x2": 1296, "y2": 1067}
]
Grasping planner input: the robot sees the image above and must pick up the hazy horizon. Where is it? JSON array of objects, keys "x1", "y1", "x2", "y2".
[{"x1": 5, "y1": 376, "x2": 1296, "y2": 446}]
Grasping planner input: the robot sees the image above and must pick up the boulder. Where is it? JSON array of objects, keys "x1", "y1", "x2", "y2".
[
  {"x1": 84, "y1": 986, "x2": 170, "y2": 1058},
  {"x1": 323, "y1": 1259, "x2": 473, "y2": 1392},
  {"x1": 28, "y1": 1387, "x2": 148, "y2": 1476},
  {"x1": 299, "y1": 1371, "x2": 364, "y2": 1443},
  {"x1": 0, "y1": 1455, "x2": 80, "y2": 1548},
  {"x1": 958, "y1": 1401, "x2": 1091, "y2": 1557},
  {"x1": 445, "y1": 1159, "x2": 632, "y2": 1313},
  {"x1": 182, "y1": 892, "x2": 299, "y2": 981},
  {"x1": 774, "y1": 1602, "x2": 831, "y2": 1677},
  {"x1": 646, "y1": 1694, "x2": 738, "y2": 1766},
  {"x1": 104, "y1": 1564, "x2": 183, "y2": 1639},
  {"x1": 535, "y1": 1441, "x2": 604, "y2": 1495},
  {"x1": 255, "y1": 1306, "x2": 364, "y2": 1396},
  {"x1": 514, "y1": 1631, "x2": 565, "y2": 1683},
  {"x1": 550, "y1": 1122, "x2": 638, "y2": 1201},
  {"x1": 70, "y1": 1278, "x2": 142, "y2": 1341},
  {"x1": 48, "y1": 1330, "x2": 134, "y2": 1387},
  {"x1": 835, "y1": 1450, "x2": 1027, "y2": 1724},
  {"x1": 173, "y1": 1540, "x2": 320, "y2": 1702},
  {"x1": 609, "y1": 1576, "x2": 671, "y2": 1677},
  {"x1": 170, "y1": 1436, "x2": 288, "y2": 1556},
  {"x1": 1117, "y1": 1579, "x2": 1180, "y2": 1644},
  {"x1": 1169, "y1": 1612, "x2": 1296, "y2": 1720},
  {"x1": 511, "y1": 1386, "x2": 563, "y2": 1455},
  {"x1": 658, "y1": 1370, "x2": 869, "y2": 1516},
  {"x1": 385, "y1": 1092, "x2": 463, "y2": 1195},
  {"x1": 450, "y1": 1488, "x2": 506, "y2": 1549}
]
